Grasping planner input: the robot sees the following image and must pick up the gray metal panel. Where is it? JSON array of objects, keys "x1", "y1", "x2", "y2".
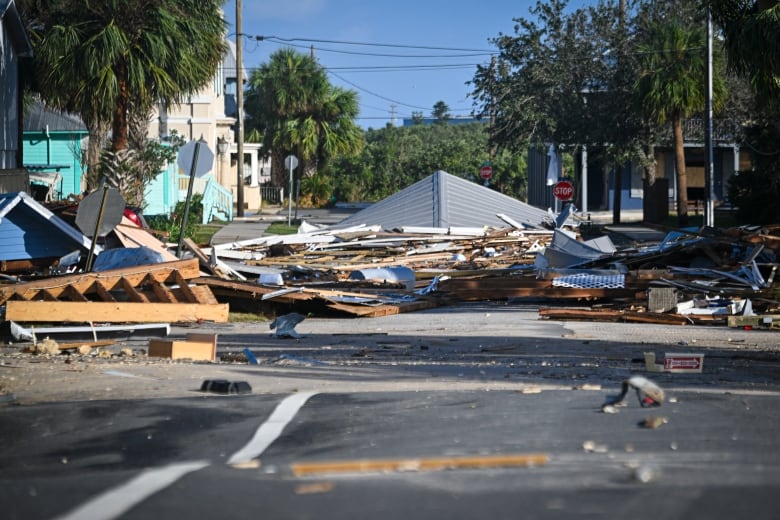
[
  {"x1": 23, "y1": 101, "x2": 87, "y2": 132},
  {"x1": 338, "y1": 170, "x2": 549, "y2": 230}
]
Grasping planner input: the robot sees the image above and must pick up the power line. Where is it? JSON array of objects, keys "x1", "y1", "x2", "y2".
[
  {"x1": 262, "y1": 38, "x2": 492, "y2": 58},
  {"x1": 253, "y1": 35, "x2": 496, "y2": 54},
  {"x1": 327, "y1": 70, "x2": 431, "y2": 111}
]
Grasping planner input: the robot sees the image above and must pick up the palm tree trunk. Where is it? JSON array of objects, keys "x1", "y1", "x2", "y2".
[
  {"x1": 613, "y1": 162, "x2": 622, "y2": 224},
  {"x1": 112, "y1": 74, "x2": 129, "y2": 152},
  {"x1": 673, "y1": 114, "x2": 689, "y2": 226}
]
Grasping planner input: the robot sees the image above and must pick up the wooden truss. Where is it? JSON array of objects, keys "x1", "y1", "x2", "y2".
[{"x1": 1, "y1": 259, "x2": 228, "y2": 323}]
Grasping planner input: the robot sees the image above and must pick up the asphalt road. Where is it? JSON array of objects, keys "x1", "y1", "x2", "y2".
[
  {"x1": 1, "y1": 304, "x2": 779, "y2": 519},
  {"x1": 1, "y1": 389, "x2": 778, "y2": 519}
]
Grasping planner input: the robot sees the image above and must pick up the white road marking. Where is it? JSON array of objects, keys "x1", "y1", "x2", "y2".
[
  {"x1": 228, "y1": 391, "x2": 317, "y2": 465},
  {"x1": 53, "y1": 460, "x2": 210, "y2": 520},
  {"x1": 53, "y1": 391, "x2": 316, "y2": 519}
]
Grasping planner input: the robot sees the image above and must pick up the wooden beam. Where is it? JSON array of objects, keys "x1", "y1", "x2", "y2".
[
  {"x1": 92, "y1": 281, "x2": 117, "y2": 302},
  {"x1": 147, "y1": 278, "x2": 178, "y2": 303},
  {"x1": 5, "y1": 301, "x2": 229, "y2": 323},
  {"x1": 120, "y1": 277, "x2": 149, "y2": 303}
]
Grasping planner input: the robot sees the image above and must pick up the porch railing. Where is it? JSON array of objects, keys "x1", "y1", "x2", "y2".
[
  {"x1": 201, "y1": 176, "x2": 233, "y2": 223},
  {"x1": 176, "y1": 173, "x2": 233, "y2": 224}
]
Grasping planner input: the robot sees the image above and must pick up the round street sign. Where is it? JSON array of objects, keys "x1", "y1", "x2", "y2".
[
  {"x1": 284, "y1": 155, "x2": 299, "y2": 170},
  {"x1": 553, "y1": 180, "x2": 574, "y2": 201},
  {"x1": 75, "y1": 187, "x2": 126, "y2": 237},
  {"x1": 480, "y1": 164, "x2": 493, "y2": 180}
]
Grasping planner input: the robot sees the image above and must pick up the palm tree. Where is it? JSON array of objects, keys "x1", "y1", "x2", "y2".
[
  {"x1": 634, "y1": 19, "x2": 725, "y2": 226},
  {"x1": 707, "y1": 0, "x2": 779, "y2": 104},
  {"x1": 25, "y1": 0, "x2": 227, "y2": 153},
  {"x1": 244, "y1": 48, "x2": 363, "y2": 188}
]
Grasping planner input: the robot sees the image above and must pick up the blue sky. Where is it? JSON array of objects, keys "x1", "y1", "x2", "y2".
[{"x1": 222, "y1": 1, "x2": 588, "y2": 129}]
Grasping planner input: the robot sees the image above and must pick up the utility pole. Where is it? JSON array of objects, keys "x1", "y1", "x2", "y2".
[
  {"x1": 390, "y1": 104, "x2": 396, "y2": 127},
  {"x1": 488, "y1": 56, "x2": 496, "y2": 162},
  {"x1": 705, "y1": 8, "x2": 715, "y2": 227},
  {"x1": 235, "y1": 0, "x2": 245, "y2": 217}
]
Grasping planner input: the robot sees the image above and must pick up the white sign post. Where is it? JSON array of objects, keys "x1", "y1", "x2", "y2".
[{"x1": 284, "y1": 155, "x2": 299, "y2": 226}]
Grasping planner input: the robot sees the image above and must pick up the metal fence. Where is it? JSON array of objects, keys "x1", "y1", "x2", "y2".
[{"x1": 260, "y1": 185, "x2": 284, "y2": 204}]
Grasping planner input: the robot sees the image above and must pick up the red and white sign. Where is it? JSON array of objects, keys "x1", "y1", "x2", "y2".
[
  {"x1": 553, "y1": 180, "x2": 574, "y2": 201},
  {"x1": 480, "y1": 165, "x2": 493, "y2": 180},
  {"x1": 645, "y1": 352, "x2": 704, "y2": 373},
  {"x1": 664, "y1": 355, "x2": 703, "y2": 372}
]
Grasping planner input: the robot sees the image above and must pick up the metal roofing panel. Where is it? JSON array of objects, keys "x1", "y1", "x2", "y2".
[{"x1": 338, "y1": 170, "x2": 549, "y2": 230}]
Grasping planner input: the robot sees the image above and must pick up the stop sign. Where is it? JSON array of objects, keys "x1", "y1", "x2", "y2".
[
  {"x1": 480, "y1": 165, "x2": 492, "y2": 180},
  {"x1": 553, "y1": 180, "x2": 574, "y2": 201}
]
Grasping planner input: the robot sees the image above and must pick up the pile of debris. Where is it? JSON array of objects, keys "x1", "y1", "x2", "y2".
[
  {"x1": 1, "y1": 187, "x2": 779, "y2": 340},
  {"x1": 196, "y1": 218, "x2": 780, "y2": 327}
]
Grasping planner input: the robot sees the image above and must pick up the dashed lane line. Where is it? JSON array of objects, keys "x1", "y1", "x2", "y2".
[
  {"x1": 53, "y1": 392, "x2": 317, "y2": 520},
  {"x1": 53, "y1": 460, "x2": 210, "y2": 520},
  {"x1": 228, "y1": 391, "x2": 318, "y2": 465}
]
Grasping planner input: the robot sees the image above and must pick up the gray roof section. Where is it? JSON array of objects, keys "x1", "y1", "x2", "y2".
[
  {"x1": 23, "y1": 101, "x2": 87, "y2": 132},
  {"x1": 337, "y1": 170, "x2": 550, "y2": 231}
]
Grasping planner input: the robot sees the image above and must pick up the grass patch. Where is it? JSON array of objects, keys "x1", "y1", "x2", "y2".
[
  {"x1": 229, "y1": 312, "x2": 268, "y2": 323},
  {"x1": 191, "y1": 221, "x2": 227, "y2": 245},
  {"x1": 265, "y1": 222, "x2": 300, "y2": 235}
]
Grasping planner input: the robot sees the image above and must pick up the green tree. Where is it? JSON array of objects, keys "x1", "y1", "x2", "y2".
[
  {"x1": 706, "y1": 0, "x2": 779, "y2": 106},
  {"x1": 431, "y1": 101, "x2": 451, "y2": 124},
  {"x1": 470, "y1": 0, "x2": 648, "y2": 218},
  {"x1": 328, "y1": 122, "x2": 529, "y2": 203},
  {"x1": 23, "y1": 0, "x2": 226, "y2": 152},
  {"x1": 20, "y1": 0, "x2": 227, "y2": 203},
  {"x1": 634, "y1": 17, "x2": 726, "y2": 226},
  {"x1": 244, "y1": 48, "x2": 363, "y2": 189},
  {"x1": 708, "y1": 0, "x2": 780, "y2": 224}
]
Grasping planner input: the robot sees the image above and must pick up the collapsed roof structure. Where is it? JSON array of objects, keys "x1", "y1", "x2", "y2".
[{"x1": 336, "y1": 170, "x2": 551, "y2": 231}]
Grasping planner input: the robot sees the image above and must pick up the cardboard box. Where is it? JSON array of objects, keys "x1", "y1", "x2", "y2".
[{"x1": 148, "y1": 333, "x2": 217, "y2": 361}]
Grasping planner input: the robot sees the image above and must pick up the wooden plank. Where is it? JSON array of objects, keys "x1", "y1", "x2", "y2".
[
  {"x1": 174, "y1": 271, "x2": 198, "y2": 302},
  {"x1": 120, "y1": 277, "x2": 149, "y2": 303},
  {"x1": 728, "y1": 314, "x2": 780, "y2": 328},
  {"x1": 5, "y1": 301, "x2": 229, "y2": 323},
  {"x1": 147, "y1": 278, "x2": 178, "y2": 303},
  {"x1": 65, "y1": 285, "x2": 89, "y2": 302},
  {"x1": 40, "y1": 289, "x2": 59, "y2": 302},
  {"x1": 539, "y1": 308, "x2": 690, "y2": 325},
  {"x1": 92, "y1": 281, "x2": 117, "y2": 302}
]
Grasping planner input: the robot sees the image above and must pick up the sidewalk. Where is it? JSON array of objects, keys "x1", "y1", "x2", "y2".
[{"x1": 210, "y1": 205, "x2": 361, "y2": 245}]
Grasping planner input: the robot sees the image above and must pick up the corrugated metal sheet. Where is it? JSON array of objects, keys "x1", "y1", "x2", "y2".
[
  {"x1": 23, "y1": 102, "x2": 86, "y2": 132},
  {"x1": 337, "y1": 170, "x2": 550, "y2": 231}
]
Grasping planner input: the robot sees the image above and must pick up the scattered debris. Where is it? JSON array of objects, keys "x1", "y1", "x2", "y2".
[
  {"x1": 270, "y1": 313, "x2": 307, "y2": 339},
  {"x1": 639, "y1": 416, "x2": 669, "y2": 429},
  {"x1": 148, "y1": 333, "x2": 217, "y2": 361},
  {"x1": 582, "y1": 440, "x2": 609, "y2": 454},
  {"x1": 200, "y1": 379, "x2": 252, "y2": 394},
  {"x1": 602, "y1": 375, "x2": 665, "y2": 411}
]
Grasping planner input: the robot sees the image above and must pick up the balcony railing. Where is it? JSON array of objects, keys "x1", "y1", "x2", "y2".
[{"x1": 658, "y1": 118, "x2": 739, "y2": 145}]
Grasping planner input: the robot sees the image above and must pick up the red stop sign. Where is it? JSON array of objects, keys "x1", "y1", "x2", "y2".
[
  {"x1": 553, "y1": 180, "x2": 574, "y2": 201},
  {"x1": 480, "y1": 165, "x2": 492, "y2": 180}
]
